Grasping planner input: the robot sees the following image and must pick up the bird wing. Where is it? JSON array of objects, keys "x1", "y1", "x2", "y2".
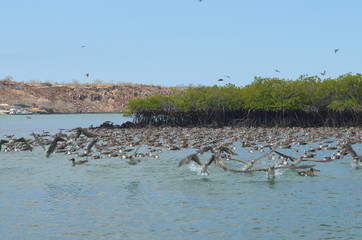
[
  {"x1": 0, "y1": 139, "x2": 9, "y2": 151},
  {"x1": 196, "y1": 146, "x2": 215, "y2": 154},
  {"x1": 276, "y1": 164, "x2": 315, "y2": 170},
  {"x1": 345, "y1": 144, "x2": 358, "y2": 158},
  {"x1": 302, "y1": 159, "x2": 331, "y2": 162},
  {"x1": 206, "y1": 154, "x2": 227, "y2": 171},
  {"x1": 229, "y1": 167, "x2": 268, "y2": 173},
  {"x1": 217, "y1": 146, "x2": 237, "y2": 156},
  {"x1": 14, "y1": 137, "x2": 33, "y2": 151},
  {"x1": 82, "y1": 128, "x2": 98, "y2": 138},
  {"x1": 179, "y1": 154, "x2": 201, "y2": 167},
  {"x1": 251, "y1": 147, "x2": 276, "y2": 164},
  {"x1": 86, "y1": 137, "x2": 99, "y2": 154},
  {"x1": 75, "y1": 128, "x2": 82, "y2": 139},
  {"x1": 274, "y1": 150, "x2": 296, "y2": 161},
  {"x1": 31, "y1": 133, "x2": 46, "y2": 151},
  {"x1": 45, "y1": 136, "x2": 66, "y2": 157},
  {"x1": 226, "y1": 157, "x2": 247, "y2": 164}
]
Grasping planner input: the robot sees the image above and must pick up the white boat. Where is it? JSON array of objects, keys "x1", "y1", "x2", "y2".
[
  {"x1": 9, "y1": 108, "x2": 33, "y2": 115},
  {"x1": 0, "y1": 110, "x2": 10, "y2": 115}
]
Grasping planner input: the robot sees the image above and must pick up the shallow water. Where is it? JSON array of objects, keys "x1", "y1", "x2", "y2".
[{"x1": 1, "y1": 114, "x2": 362, "y2": 239}]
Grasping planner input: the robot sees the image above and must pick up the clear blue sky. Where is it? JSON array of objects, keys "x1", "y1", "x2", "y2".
[{"x1": 1, "y1": 0, "x2": 361, "y2": 87}]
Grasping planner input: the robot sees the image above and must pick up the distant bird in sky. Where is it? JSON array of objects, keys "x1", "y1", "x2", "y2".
[
  {"x1": 82, "y1": 45, "x2": 85, "y2": 48},
  {"x1": 320, "y1": 70, "x2": 326, "y2": 76},
  {"x1": 334, "y1": 49, "x2": 339, "y2": 53},
  {"x1": 84, "y1": 73, "x2": 90, "y2": 77},
  {"x1": 218, "y1": 78, "x2": 224, "y2": 82},
  {"x1": 275, "y1": 69, "x2": 280, "y2": 73},
  {"x1": 198, "y1": 0, "x2": 203, "y2": 2},
  {"x1": 224, "y1": 75, "x2": 231, "y2": 79}
]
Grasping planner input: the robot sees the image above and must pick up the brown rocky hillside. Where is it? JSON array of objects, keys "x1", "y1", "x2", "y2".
[{"x1": 0, "y1": 80, "x2": 180, "y2": 113}]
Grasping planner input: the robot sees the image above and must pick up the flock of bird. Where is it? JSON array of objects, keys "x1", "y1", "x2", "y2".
[
  {"x1": 1, "y1": 124, "x2": 361, "y2": 181},
  {"x1": 274, "y1": 48, "x2": 340, "y2": 77},
  {"x1": 220, "y1": 48, "x2": 339, "y2": 82}
]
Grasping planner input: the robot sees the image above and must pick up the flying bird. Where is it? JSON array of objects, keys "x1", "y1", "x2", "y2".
[
  {"x1": 179, "y1": 153, "x2": 227, "y2": 175},
  {"x1": 344, "y1": 144, "x2": 362, "y2": 167},
  {"x1": 0, "y1": 139, "x2": 9, "y2": 151},
  {"x1": 196, "y1": 146, "x2": 216, "y2": 155},
  {"x1": 13, "y1": 137, "x2": 33, "y2": 151},
  {"x1": 275, "y1": 69, "x2": 280, "y2": 73},
  {"x1": 46, "y1": 136, "x2": 66, "y2": 157},
  {"x1": 320, "y1": 70, "x2": 326, "y2": 76},
  {"x1": 75, "y1": 127, "x2": 98, "y2": 139},
  {"x1": 228, "y1": 147, "x2": 276, "y2": 171},
  {"x1": 274, "y1": 151, "x2": 315, "y2": 166},
  {"x1": 84, "y1": 73, "x2": 90, "y2": 77},
  {"x1": 85, "y1": 137, "x2": 99, "y2": 155},
  {"x1": 334, "y1": 49, "x2": 339, "y2": 53},
  {"x1": 297, "y1": 167, "x2": 320, "y2": 176}
]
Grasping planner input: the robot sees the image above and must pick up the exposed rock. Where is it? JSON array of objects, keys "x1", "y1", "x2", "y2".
[{"x1": 0, "y1": 80, "x2": 180, "y2": 113}]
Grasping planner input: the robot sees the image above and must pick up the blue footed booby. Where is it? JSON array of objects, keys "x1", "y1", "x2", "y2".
[{"x1": 179, "y1": 153, "x2": 227, "y2": 175}]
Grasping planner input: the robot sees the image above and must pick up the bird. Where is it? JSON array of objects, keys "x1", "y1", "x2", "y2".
[
  {"x1": 77, "y1": 137, "x2": 99, "y2": 158},
  {"x1": 334, "y1": 49, "x2": 339, "y2": 53},
  {"x1": 0, "y1": 139, "x2": 9, "y2": 151},
  {"x1": 127, "y1": 156, "x2": 141, "y2": 165},
  {"x1": 31, "y1": 133, "x2": 46, "y2": 151},
  {"x1": 228, "y1": 147, "x2": 276, "y2": 171},
  {"x1": 297, "y1": 167, "x2": 320, "y2": 176},
  {"x1": 216, "y1": 145, "x2": 237, "y2": 155},
  {"x1": 179, "y1": 153, "x2": 227, "y2": 175},
  {"x1": 224, "y1": 75, "x2": 231, "y2": 79},
  {"x1": 196, "y1": 146, "x2": 215, "y2": 155},
  {"x1": 229, "y1": 165, "x2": 274, "y2": 174},
  {"x1": 320, "y1": 70, "x2": 326, "y2": 76},
  {"x1": 46, "y1": 136, "x2": 66, "y2": 157},
  {"x1": 274, "y1": 151, "x2": 305, "y2": 166},
  {"x1": 75, "y1": 127, "x2": 98, "y2": 139},
  {"x1": 13, "y1": 137, "x2": 33, "y2": 151},
  {"x1": 84, "y1": 73, "x2": 90, "y2": 77},
  {"x1": 267, "y1": 166, "x2": 276, "y2": 180},
  {"x1": 275, "y1": 69, "x2": 280, "y2": 73},
  {"x1": 85, "y1": 137, "x2": 99, "y2": 155},
  {"x1": 70, "y1": 158, "x2": 88, "y2": 166},
  {"x1": 218, "y1": 78, "x2": 224, "y2": 82},
  {"x1": 344, "y1": 144, "x2": 362, "y2": 167}
]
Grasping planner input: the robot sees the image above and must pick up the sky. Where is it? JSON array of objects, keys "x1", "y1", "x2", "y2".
[{"x1": 1, "y1": 0, "x2": 362, "y2": 87}]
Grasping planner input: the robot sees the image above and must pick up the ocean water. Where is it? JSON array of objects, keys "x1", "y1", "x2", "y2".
[{"x1": 1, "y1": 114, "x2": 362, "y2": 240}]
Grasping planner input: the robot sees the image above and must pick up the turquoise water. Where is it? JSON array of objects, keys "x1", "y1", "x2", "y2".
[{"x1": 1, "y1": 114, "x2": 362, "y2": 240}]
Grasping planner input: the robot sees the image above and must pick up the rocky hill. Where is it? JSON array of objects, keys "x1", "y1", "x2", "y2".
[{"x1": 0, "y1": 80, "x2": 179, "y2": 113}]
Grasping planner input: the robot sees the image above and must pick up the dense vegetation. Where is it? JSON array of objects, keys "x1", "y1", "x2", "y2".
[{"x1": 125, "y1": 73, "x2": 362, "y2": 127}]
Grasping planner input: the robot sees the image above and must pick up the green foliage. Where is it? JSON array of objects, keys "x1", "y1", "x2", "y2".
[
  {"x1": 125, "y1": 73, "x2": 362, "y2": 114},
  {"x1": 41, "y1": 82, "x2": 53, "y2": 87}
]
